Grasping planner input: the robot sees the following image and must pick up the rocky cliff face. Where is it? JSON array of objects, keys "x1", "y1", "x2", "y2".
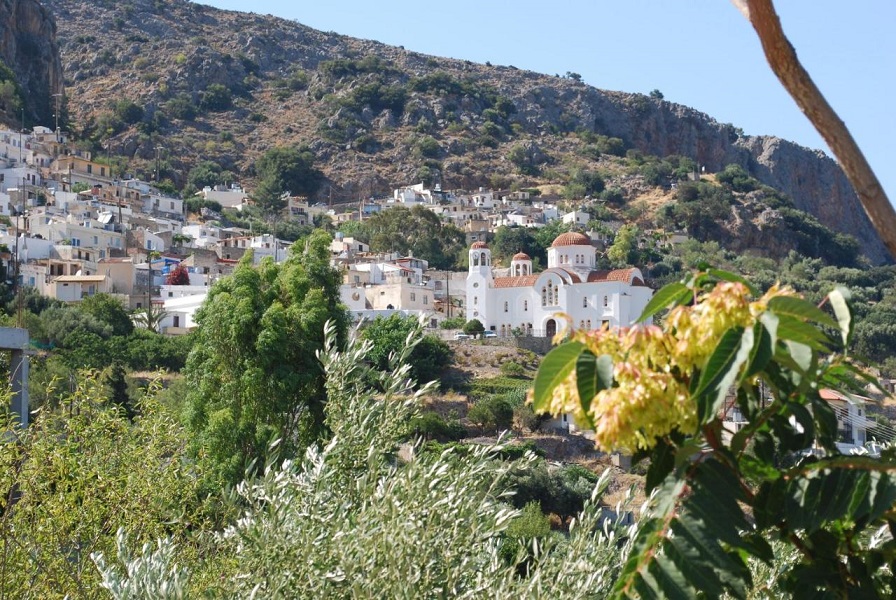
[
  {"x1": 32, "y1": 0, "x2": 893, "y2": 264},
  {"x1": 0, "y1": 0, "x2": 63, "y2": 125},
  {"x1": 506, "y1": 83, "x2": 892, "y2": 263}
]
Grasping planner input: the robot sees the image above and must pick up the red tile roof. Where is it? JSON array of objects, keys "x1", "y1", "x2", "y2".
[
  {"x1": 493, "y1": 275, "x2": 539, "y2": 288},
  {"x1": 587, "y1": 268, "x2": 645, "y2": 285},
  {"x1": 471, "y1": 241, "x2": 489, "y2": 249},
  {"x1": 551, "y1": 232, "x2": 590, "y2": 247}
]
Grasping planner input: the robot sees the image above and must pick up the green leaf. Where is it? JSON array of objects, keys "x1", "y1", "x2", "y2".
[
  {"x1": 706, "y1": 268, "x2": 759, "y2": 296},
  {"x1": 575, "y1": 351, "x2": 613, "y2": 417},
  {"x1": 645, "y1": 437, "x2": 676, "y2": 492},
  {"x1": 759, "y1": 311, "x2": 779, "y2": 350},
  {"x1": 638, "y1": 282, "x2": 691, "y2": 323},
  {"x1": 693, "y1": 327, "x2": 754, "y2": 423},
  {"x1": 768, "y1": 295, "x2": 839, "y2": 329},
  {"x1": 827, "y1": 286, "x2": 852, "y2": 348},
  {"x1": 783, "y1": 340, "x2": 814, "y2": 373},
  {"x1": 774, "y1": 314, "x2": 831, "y2": 349},
  {"x1": 531, "y1": 341, "x2": 585, "y2": 413},
  {"x1": 745, "y1": 320, "x2": 773, "y2": 378}
]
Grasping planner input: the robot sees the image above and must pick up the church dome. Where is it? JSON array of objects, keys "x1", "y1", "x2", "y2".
[
  {"x1": 471, "y1": 241, "x2": 489, "y2": 249},
  {"x1": 512, "y1": 252, "x2": 531, "y2": 261},
  {"x1": 551, "y1": 232, "x2": 591, "y2": 247}
]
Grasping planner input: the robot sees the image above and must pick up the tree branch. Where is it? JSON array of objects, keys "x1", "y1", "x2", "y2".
[{"x1": 734, "y1": 0, "x2": 896, "y2": 260}]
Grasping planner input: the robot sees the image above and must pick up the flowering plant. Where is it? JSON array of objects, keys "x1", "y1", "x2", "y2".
[{"x1": 532, "y1": 269, "x2": 896, "y2": 598}]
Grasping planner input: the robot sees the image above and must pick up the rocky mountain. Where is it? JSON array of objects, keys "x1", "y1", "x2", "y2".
[
  {"x1": 0, "y1": 0, "x2": 63, "y2": 125},
  {"x1": 18, "y1": 0, "x2": 894, "y2": 263}
]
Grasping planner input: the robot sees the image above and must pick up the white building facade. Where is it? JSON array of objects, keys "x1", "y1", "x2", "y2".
[{"x1": 465, "y1": 232, "x2": 653, "y2": 337}]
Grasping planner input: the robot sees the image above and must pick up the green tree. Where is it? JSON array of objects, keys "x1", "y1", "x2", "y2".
[
  {"x1": 183, "y1": 230, "x2": 349, "y2": 488},
  {"x1": 362, "y1": 205, "x2": 465, "y2": 269},
  {"x1": 111, "y1": 99, "x2": 144, "y2": 125},
  {"x1": 186, "y1": 160, "x2": 223, "y2": 190},
  {"x1": 463, "y1": 319, "x2": 485, "y2": 337},
  {"x1": 360, "y1": 314, "x2": 453, "y2": 386},
  {"x1": 253, "y1": 146, "x2": 324, "y2": 210},
  {"x1": 606, "y1": 224, "x2": 639, "y2": 267},
  {"x1": 0, "y1": 382, "x2": 212, "y2": 598},
  {"x1": 80, "y1": 292, "x2": 134, "y2": 337},
  {"x1": 491, "y1": 226, "x2": 540, "y2": 266},
  {"x1": 40, "y1": 305, "x2": 113, "y2": 348}
]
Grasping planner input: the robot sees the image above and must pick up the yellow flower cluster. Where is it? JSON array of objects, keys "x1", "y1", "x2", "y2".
[{"x1": 554, "y1": 282, "x2": 789, "y2": 452}]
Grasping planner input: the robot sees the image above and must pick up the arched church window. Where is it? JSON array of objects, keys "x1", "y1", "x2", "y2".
[
  {"x1": 583, "y1": 297, "x2": 588, "y2": 308},
  {"x1": 541, "y1": 287, "x2": 547, "y2": 306},
  {"x1": 504, "y1": 301, "x2": 509, "y2": 313},
  {"x1": 480, "y1": 252, "x2": 487, "y2": 265},
  {"x1": 524, "y1": 300, "x2": 528, "y2": 311}
]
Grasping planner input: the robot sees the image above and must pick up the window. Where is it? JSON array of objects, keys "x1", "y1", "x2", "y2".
[
  {"x1": 410, "y1": 293, "x2": 416, "y2": 301},
  {"x1": 173, "y1": 316, "x2": 180, "y2": 328},
  {"x1": 583, "y1": 297, "x2": 588, "y2": 308},
  {"x1": 423, "y1": 296, "x2": 428, "y2": 305},
  {"x1": 354, "y1": 275, "x2": 360, "y2": 284},
  {"x1": 603, "y1": 295, "x2": 609, "y2": 308},
  {"x1": 504, "y1": 301, "x2": 509, "y2": 312},
  {"x1": 474, "y1": 296, "x2": 478, "y2": 306},
  {"x1": 524, "y1": 300, "x2": 528, "y2": 311}
]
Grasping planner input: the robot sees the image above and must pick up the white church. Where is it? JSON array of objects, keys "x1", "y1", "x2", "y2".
[{"x1": 466, "y1": 232, "x2": 653, "y2": 337}]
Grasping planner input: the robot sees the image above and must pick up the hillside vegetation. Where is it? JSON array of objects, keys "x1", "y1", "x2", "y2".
[{"x1": 31, "y1": 0, "x2": 891, "y2": 264}]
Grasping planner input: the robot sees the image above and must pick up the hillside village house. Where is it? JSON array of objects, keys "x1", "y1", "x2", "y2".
[{"x1": 466, "y1": 232, "x2": 653, "y2": 338}]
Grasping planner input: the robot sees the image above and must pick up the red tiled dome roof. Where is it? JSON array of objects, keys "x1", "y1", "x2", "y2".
[
  {"x1": 471, "y1": 241, "x2": 488, "y2": 249},
  {"x1": 512, "y1": 252, "x2": 531, "y2": 261},
  {"x1": 551, "y1": 232, "x2": 591, "y2": 247}
]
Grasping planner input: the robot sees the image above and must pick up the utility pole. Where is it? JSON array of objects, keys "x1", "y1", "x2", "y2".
[
  {"x1": 154, "y1": 145, "x2": 165, "y2": 183},
  {"x1": 52, "y1": 92, "x2": 62, "y2": 134},
  {"x1": 18, "y1": 107, "x2": 23, "y2": 165}
]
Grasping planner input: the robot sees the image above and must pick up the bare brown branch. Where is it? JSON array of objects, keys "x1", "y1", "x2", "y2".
[{"x1": 737, "y1": 0, "x2": 896, "y2": 260}]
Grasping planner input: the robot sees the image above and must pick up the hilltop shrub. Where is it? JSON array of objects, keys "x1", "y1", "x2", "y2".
[{"x1": 199, "y1": 83, "x2": 232, "y2": 112}]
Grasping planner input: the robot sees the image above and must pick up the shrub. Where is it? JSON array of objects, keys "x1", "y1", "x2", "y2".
[
  {"x1": 409, "y1": 411, "x2": 466, "y2": 442},
  {"x1": 499, "y1": 361, "x2": 526, "y2": 378},
  {"x1": 164, "y1": 94, "x2": 197, "y2": 120},
  {"x1": 468, "y1": 396, "x2": 514, "y2": 432},
  {"x1": 200, "y1": 83, "x2": 232, "y2": 112},
  {"x1": 440, "y1": 316, "x2": 466, "y2": 330},
  {"x1": 716, "y1": 163, "x2": 758, "y2": 192}
]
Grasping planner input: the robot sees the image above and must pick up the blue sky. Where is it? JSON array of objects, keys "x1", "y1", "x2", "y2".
[{"x1": 200, "y1": 1, "x2": 895, "y2": 203}]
